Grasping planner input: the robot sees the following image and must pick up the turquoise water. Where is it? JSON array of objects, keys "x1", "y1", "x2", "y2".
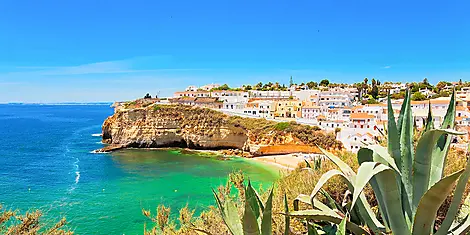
[{"x1": 0, "y1": 105, "x2": 279, "y2": 234}]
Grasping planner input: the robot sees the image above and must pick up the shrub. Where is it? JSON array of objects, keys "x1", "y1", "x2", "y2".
[
  {"x1": 0, "y1": 205, "x2": 73, "y2": 234},
  {"x1": 273, "y1": 122, "x2": 291, "y2": 131}
]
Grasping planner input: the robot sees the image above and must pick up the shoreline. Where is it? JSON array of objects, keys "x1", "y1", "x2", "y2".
[
  {"x1": 249, "y1": 154, "x2": 305, "y2": 171},
  {"x1": 95, "y1": 145, "x2": 305, "y2": 171}
]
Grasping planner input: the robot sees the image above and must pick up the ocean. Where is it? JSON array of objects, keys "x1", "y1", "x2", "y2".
[{"x1": 0, "y1": 104, "x2": 279, "y2": 234}]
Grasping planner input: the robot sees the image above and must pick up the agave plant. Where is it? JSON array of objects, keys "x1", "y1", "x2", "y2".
[
  {"x1": 289, "y1": 90, "x2": 470, "y2": 234},
  {"x1": 212, "y1": 181, "x2": 274, "y2": 235}
]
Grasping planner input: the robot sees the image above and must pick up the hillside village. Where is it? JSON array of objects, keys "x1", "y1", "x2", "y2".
[{"x1": 146, "y1": 79, "x2": 470, "y2": 152}]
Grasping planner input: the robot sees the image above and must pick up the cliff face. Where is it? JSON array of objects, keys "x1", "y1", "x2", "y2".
[
  {"x1": 101, "y1": 104, "x2": 342, "y2": 155},
  {"x1": 102, "y1": 105, "x2": 248, "y2": 150}
]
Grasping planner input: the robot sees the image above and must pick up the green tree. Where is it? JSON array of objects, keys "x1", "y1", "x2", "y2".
[
  {"x1": 319, "y1": 79, "x2": 330, "y2": 87},
  {"x1": 255, "y1": 82, "x2": 263, "y2": 90},
  {"x1": 215, "y1": 84, "x2": 230, "y2": 90},
  {"x1": 411, "y1": 91, "x2": 426, "y2": 101},
  {"x1": 439, "y1": 90, "x2": 450, "y2": 97},
  {"x1": 289, "y1": 76, "x2": 294, "y2": 87},
  {"x1": 371, "y1": 84, "x2": 379, "y2": 99},
  {"x1": 423, "y1": 77, "x2": 429, "y2": 85},
  {"x1": 391, "y1": 91, "x2": 406, "y2": 99},
  {"x1": 243, "y1": 85, "x2": 252, "y2": 91},
  {"x1": 306, "y1": 81, "x2": 317, "y2": 89}
]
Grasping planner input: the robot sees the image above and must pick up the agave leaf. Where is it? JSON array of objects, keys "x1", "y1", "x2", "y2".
[
  {"x1": 397, "y1": 88, "x2": 409, "y2": 136},
  {"x1": 387, "y1": 94, "x2": 402, "y2": 172},
  {"x1": 318, "y1": 147, "x2": 355, "y2": 178},
  {"x1": 435, "y1": 154, "x2": 470, "y2": 235},
  {"x1": 213, "y1": 189, "x2": 243, "y2": 235},
  {"x1": 375, "y1": 169, "x2": 411, "y2": 235},
  {"x1": 422, "y1": 101, "x2": 434, "y2": 136},
  {"x1": 363, "y1": 145, "x2": 401, "y2": 174},
  {"x1": 320, "y1": 189, "x2": 341, "y2": 212},
  {"x1": 294, "y1": 194, "x2": 311, "y2": 210},
  {"x1": 246, "y1": 181, "x2": 263, "y2": 219},
  {"x1": 318, "y1": 148, "x2": 384, "y2": 233},
  {"x1": 287, "y1": 210, "x2": 369, "y2": 235},
  {"x1": 307, "y1": 222, "x2": 320, "y2": 235},
  {"x1": 357, "y1": 148, "x2": 391, "y2": 230},
  {"x1": 243, "y1": 200, "x2": 261, "y2": 235},
  {"x1": 284, "y1": 193, "x2": 290, "y2": 235},
  {"x1": 336, "y1": 216, "x2": 347, "y2": 235},
  {"x1": 261, "y1": 187, "x2": 273, "y2": 235},
  {"x1": 309, "y1": 169, "x2": 347, "y2": 200},
  {"x1": 294, "y1": 193, "x2": 341, "y2": 217},
  {"x1": 412, "y1": 129, "x2": 465, "y2": 213},
  {"x1": 305, "y1": 159, "x2": 312, "y2": 168},
  {"x1": 412, "y1": 169, "x2": 464, "y2": 235},
  {"x1": 399, "y1": 89, "x2": 414, "y2": 217},
  {"x1": 351, "y1": 163, "x2": 390, "y2": 211},
  {"x1": 362, "y1": 144, "x2": 410, "y2": 225},
  {"x1": 430, "y1": 90, "x2": 456, "y2": 187}
]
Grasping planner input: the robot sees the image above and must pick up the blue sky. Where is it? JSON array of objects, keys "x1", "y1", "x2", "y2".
[{"x1": 1, "y1": 0, "x2": 469, "y2": 102}]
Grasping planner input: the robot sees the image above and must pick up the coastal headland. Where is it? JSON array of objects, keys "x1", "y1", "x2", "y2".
[{"x1": 97, "y1": 100, "x2": 342, "y2": 158}]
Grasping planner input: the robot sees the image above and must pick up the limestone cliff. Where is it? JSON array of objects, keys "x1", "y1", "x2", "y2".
[{"x1": 100, "y1": 104, "x2": 342, "y2": 155}]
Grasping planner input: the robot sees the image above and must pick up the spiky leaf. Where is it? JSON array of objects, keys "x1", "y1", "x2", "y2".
[
  {"x1": 429, "y1": 90, "x2": 456, "y2": 187},
  {"x1": 435, "y1": 153, "x2": 470, "y2": 235},
  {"x1": 213, "y1": 189, "x2": 243, "y2": 235},
  {"x1": 307, "y1": 222, "x2": 320, "y2": 235},
  {"x1": 261, "y1": 187, "x2": 273, "y2": 235},
  {"x1": 246, "y1": 181, "x2": 262, "y2": 219},
  {"x1": 422, "y1": 101, "x2": 434, "y2": 136},
  {"x1": 351, "y1": 163, "x2": 390, "y2": 210},
  {"x1": 412, "y1": 170, "x2": 464, "y2": 235},
  {"x1": 399, "y1": 89, "x2": 414, "y2": 217},
  {"x1": 284, "y1": 193, "x2": 290, "y2": 235},
  {"x1": 243, "y1": 200, "x2": 260, "y2": 235},
  {"x1": 374, "y1": 169, "x2": 411, "y2": 235},
  {"x1": 319, "y1": 147, "x2": 384, "y2": 233},
  {"x1": 336, "y1": 217, "x2": 347, "y2": 235},
  {"x1": 287, "y1": 210, "x2": 369, "y2": 235},
  {"x1": 412, "y1": 129, "x2": 465, "y2": 212},
  {"x1": 387, "y1": 94, "x2": 402, "y2": 172}
]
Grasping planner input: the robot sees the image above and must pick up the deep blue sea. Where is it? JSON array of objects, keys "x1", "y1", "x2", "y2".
[{"x1": 0, "y1": 104, "x2": 278, "y2": 234}]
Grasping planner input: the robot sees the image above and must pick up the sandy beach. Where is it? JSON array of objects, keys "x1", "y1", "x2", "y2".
[{"x1": 251, "y1": 153, "x2": 306, "y2": 170}]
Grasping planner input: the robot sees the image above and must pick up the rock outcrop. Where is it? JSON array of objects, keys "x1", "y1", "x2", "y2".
[{"x1": 99, "y1": 104, "x2": 342, "y2": 155}]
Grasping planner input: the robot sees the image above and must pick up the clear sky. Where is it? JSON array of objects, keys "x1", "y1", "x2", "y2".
[{"x1": 1, "y1": 0, "x2": 469, "y2": 103}]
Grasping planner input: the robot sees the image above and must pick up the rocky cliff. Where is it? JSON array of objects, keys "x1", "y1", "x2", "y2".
[{"x1": 100, "y1": 104, "x2": 342, "y2": 155}]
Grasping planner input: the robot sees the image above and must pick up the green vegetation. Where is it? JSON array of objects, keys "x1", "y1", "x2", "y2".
[
  {"x1": 0, "y1": 205, "x2": 73, "y2": 234},
  {"x1": 411, "y1": 91, "x2": 426, "y2": 101},
  {"x1": 319, "y1": 79, "x2": 330, "y2": 87},
  {"x1": 153, "y1": 105, "x2": 161, "y2": 111},
  {"x1": 273, "y1": 122, "x2": 291, "y2": 131},
  {"x1": 289, "y1": 90, "x2": 470, "y2": 234}
]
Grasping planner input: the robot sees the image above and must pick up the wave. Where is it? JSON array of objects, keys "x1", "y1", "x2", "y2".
[
  {"x1": 91, "y1": 133, "x2": 102, "y2": 137},
  {"x1": 75, "y1": 170, "x2": 80, "y2": 184}
]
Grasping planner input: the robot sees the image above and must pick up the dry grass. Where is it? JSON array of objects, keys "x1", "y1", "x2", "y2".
[{"x1": 0, "y1": 205, "x2": 73, "y2": 235}]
